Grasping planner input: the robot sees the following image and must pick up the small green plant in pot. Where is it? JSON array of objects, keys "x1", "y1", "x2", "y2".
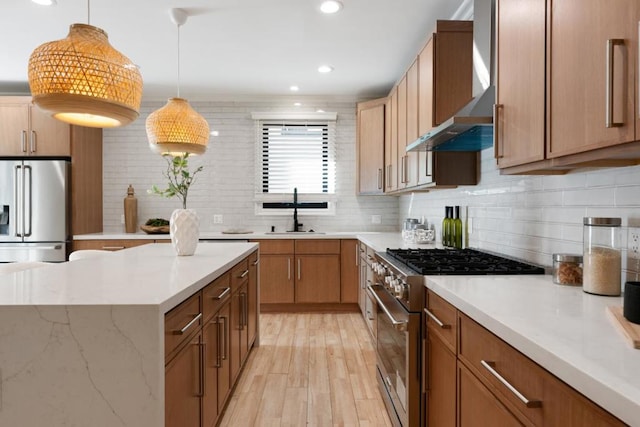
[{"x1": 149, "y1": 154, "x2": 203, "y2": 256}]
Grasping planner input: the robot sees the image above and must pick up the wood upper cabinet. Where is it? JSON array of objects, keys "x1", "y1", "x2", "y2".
[
  {"x1": 397, "y1": 75, "x2": 409, "y2": 188},
  {"x1": 547, "y1": 0, "x2": 637, "y2": 157},
  {"x1": 0, "y1": 97, "x2": 70, "y2": 156},
  {"x1": 356, "y1": 98, "x2": 386, "y2": 195},
  {"x1": 495, "y1": 0, "x2": 546, "y2": 168},
  {"x1": 386, "y1": 88, "x2": 399, "y2": 192},
  {"x1": 405, "y1": 60, "x2": 419, "y2": 188},
  {"x1": 70, "y1": 126, "x2": 103, "y2": 235},
  {"x1": 497, "y1": 0, "x2": 640, "y2": 174}
]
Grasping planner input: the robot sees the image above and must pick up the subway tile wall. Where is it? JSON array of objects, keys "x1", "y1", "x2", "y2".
[
  {"x1": 399, "y1": 148, "x2": 640, "y2": 277},
  {"x1": 102, "y1": 99, "x2": 399, "y2": 234}
]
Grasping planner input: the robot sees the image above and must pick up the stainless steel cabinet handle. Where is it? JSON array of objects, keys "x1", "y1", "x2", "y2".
[
  {"x1": 215, "y1": 318, "x2": 222, "y2": 367},
  {"x1": 297, "y1": 258, "x2": 301, "y2": 280},
  {"x1": 220, "y1": 316, "x2": 228, "y2": 360},
  {"x1": 212, "y1": 287, "x2": 230, "y2": 300},
  {"x1": 239, "y1": 293, "x2": 246, "y2": 330},
  {"x1": 102, "y1": 246, "x2": 126, "y2": 250},
  {"x1": 385, "y1": 376, "x2": 393, "y2": 390},
  {"x1": 423, "y1": 308, "x2": 450, "y2": 329},
  {"x1": 400, "y1": 156, "x2": 405, "y2": 183},
  {"x1": 174, "y1": 312, "x2": 202, "y2": 335},
  {"x1": 14, "y1": 165, "x2": 21, "y2": 237},
  {"x1": 287, "y1": 258, "x2": 291, "y2": 280},
  {"x1": 200, "y1": 342, "x2": 206, "y2": 397},
  {"x1": 366, "y1": 285, "x2": 408, "y2": 331},
  {"x1": 377, "y1": 168, "x2": 383, "y2": 190},
  {"x1": 403, "y1": 156, "x2": 408, "y2": 183},
  {"x1": 605, "y1": 38, "x2": 625, "y2": 128},
  {"x1": 355, "y1": 244, "x2": 359, "y2": 267},
  {"x1": 422, "y1": 338, "x2": 428, "y2": 393},
  {"x1": 252, "y1": 258, "x2": 260, "y2": 266},
  {"x1": 24, "y1": 165, "x2": 32, "y2": 237},
  {"x1": 21, "y1": 130, "x2": 27, "y2": 153},
  {"x1": 480, "y1": 360, "x2": 542, "y2": 408},
  {"x1": 30, "y1": 130, "x2": 36, "y2": 153},
  {"x1": 494, "y1": 104, "x2": 504, "y2": 159},
  {"x1": 243, "y1": 292, "x2": 248, "y2": 327},
  {"x1": 239, "y1": 269, "x2": 249, "y2": 279}
]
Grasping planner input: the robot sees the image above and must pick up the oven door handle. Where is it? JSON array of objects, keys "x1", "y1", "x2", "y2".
[{"x1": 366, "y1": 285, "x2": 408, "y2": 331}]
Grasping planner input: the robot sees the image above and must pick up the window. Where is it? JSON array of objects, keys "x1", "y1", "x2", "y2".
[{"x1": 252, "y1": 112, "x2": 337, "y2": 215}]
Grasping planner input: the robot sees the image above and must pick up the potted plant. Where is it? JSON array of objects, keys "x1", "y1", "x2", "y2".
[{"x1": 149, "y1": 154, "x2": 203, "y2": 256}]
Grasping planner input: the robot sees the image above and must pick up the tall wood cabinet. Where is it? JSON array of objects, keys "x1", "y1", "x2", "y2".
[
  {"x1": 0, "y1": 97, "x2": 70, "y2": 156},
  {"x1": 356, "y1": 98, "x2": 386, "y2": 195},
  {"x1": 386, "y1": 89, "x2": 398, "y2": 192},
  {"x1": 496, "y1": 0, "x2": 640, "y2": 174}
]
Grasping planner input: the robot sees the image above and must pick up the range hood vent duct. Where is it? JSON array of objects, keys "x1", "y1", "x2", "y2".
[{"x1": 407, "y1": 0, "x2": 495, "y2": 152}]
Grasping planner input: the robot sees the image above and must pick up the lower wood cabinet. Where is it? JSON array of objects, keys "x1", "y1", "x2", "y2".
[
  {"x1": 253, "y1": 239, "x2": 358, "y2": 309},
  {"x1": 165, "y1": 250, "x2": 258, "y2": 427},
  {"x1": 424, "y1": 290, "x2": 624, "y2": 427}
]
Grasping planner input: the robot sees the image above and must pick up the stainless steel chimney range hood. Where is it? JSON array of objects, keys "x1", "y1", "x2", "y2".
[{"x1": 407, "y1": 0, "x2": 495, "y2": 152}]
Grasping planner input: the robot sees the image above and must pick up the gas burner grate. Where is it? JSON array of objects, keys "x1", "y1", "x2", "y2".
[{"x1": 386, "y1": 248, "x2": 544, "y2": 275}]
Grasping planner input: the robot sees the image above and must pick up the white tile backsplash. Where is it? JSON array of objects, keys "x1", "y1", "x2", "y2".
[
  {"x1": 400, "y1": 148, "x2": 640, "y2": 269},
  {"x1": 102, "y1": 98, "x2": 398, "y2": 233}
]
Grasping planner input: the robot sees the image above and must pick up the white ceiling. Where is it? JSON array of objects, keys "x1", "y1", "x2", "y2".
[{"x1": 0, "y1": 0, "x2": 469, "y2": 102}]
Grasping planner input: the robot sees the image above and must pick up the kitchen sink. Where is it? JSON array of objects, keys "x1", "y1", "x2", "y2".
[{"x1": 265, "y1": 231, "x2": 325, "y2": 234}]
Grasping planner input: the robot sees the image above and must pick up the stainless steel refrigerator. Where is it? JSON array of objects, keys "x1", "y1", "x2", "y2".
[{"x1": 0, "y1": 158, "x2": 70, "y2": 262}]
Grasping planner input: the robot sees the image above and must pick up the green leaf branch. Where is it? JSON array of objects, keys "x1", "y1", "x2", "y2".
[{"x1": 148, "y1": 154, "x2": 203, "y2": 209}]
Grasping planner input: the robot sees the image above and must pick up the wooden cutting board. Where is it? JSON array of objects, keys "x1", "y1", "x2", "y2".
[{"x1": 606, "y1": 306, "x2": 640, "y2": 349}]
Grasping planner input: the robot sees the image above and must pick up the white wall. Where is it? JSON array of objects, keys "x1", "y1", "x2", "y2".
[
  {"x1": 102, "y1": 98, "x2": 398, "y2": 233},
  {"x1": 399, "y1": 148, "x2": 640, "y2": 276}
]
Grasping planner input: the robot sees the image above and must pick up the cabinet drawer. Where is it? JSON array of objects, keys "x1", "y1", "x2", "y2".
[
  {"x1": 252, "y1": 239, "x2": 294, "y2": 254},
  {"x1": 459, "y1": 312, "x2": 543, "y2": 425},
  {"x1": 202, "y1": 272, "x2": 231, "y2": 321},
  {"x1": 72, "y1": 239, "x2": 154, "y2": 251},
  {"x1": 425, "y1": 290, "x2": 457, "y2": 352},
  {"x1": 165, "y1": 292, "x2": 202, "y2": 361},
  {"x1": 230, "y1": 257, "x2": 249, "y2": 291},
  {"x1": 295, "y1": 239, "x2": 340, "y2": 254}
]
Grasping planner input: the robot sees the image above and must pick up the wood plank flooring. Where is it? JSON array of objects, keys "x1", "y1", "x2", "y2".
[{"x1": 220, "y1": 312, "x2": 392, "y2": 426}]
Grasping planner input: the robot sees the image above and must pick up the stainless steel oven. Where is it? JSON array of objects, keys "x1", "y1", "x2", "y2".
[{"x1": 370, "y1": 248, "x2": 545, "y2": 427}]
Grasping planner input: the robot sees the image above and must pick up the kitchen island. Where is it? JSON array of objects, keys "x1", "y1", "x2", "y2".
[{"x1": 0, "y1": 242, "x2": 258, "y2": 427}]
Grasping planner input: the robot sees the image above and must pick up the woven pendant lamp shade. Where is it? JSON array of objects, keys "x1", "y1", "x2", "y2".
[
  {"x1": 146, "y1": 98, "x2": 210, "y2": 156},
  {"x1": 28, "y1": 23, "x2": 143, "y2": 128}
]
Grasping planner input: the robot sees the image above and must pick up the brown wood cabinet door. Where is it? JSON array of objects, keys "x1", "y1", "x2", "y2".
[
  {"x1": 239, "y1": 282, "x2": 249, "y2": 366},
  {"x1": 0, "y1": 101, "x2": 30, "y2": 155},
  {"x1": 202, "y1": 319, "x2": 219, "y2": 427},
  {"x1": 495, "y1": 0, "x2": 546, "y2": 168},
  {"x1": 357, "y1": 100, "x2": 385, "y2": 194},
  {"x1": 405, "y1": 60, "x2": 419, "y2": 187},
  {"x1": 295, "y1": 254, "x2": 340, "y2": 303},
  {"x1": 230, "y1": 286, "x2": 243, "y2": 384},
  {"x1": 548, "y1": 0, "x2": 637, "y2": 158},
  {"x1": 259, "y1": 254, "x2": 294, "y2": 303},
  {"x1": 386, "y1": 89, "x2": 398, "y2": 192},
  {"x1": 165, "y1": 333, "x2": 202, "y2": 427},
  {"x1": 340, "y1": 239, "x2": 358, "y2": 303},
  {"x1": 29, "y1": 105, "x2": 70, "y2": 156},
  {"x1": 458, "y1": 363, "x2": 522, "y2": 427},
  {"x1": 427, "y1": 333, "x2": 457, "y2": 427},
  {"x1": 248, "y1": 251, "x2": 258, "y2": 347},
  {"x1": 397, "y1": 76, "x2": 408, "y2": 188},
  {"x1": 217, "y1": 304, "x2": 231, "y2": 412}
]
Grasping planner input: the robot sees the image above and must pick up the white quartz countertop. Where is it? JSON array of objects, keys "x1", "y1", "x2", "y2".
[
  {"x1": 0, "y1": 242, "x2": 258, "y2": 313},
  {"x1": 425, "y1": 274, "x2": 640, "y2": 426},
  {"x1": 73, "y1": 231, "x2": 385, "y2": 240}
]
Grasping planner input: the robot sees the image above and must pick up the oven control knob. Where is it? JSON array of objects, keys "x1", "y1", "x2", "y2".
[{"x1": 385, "y1": 275, "x2": 394, "y2": 284}]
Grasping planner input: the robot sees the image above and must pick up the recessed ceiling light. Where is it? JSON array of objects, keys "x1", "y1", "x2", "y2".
[
  {"x1": 320, "y1": 0, "x2": 343, "y2": 14},
  {"x1": 290, "y1": 85, "x2": 299, "y2": 92},
  {"x1": 318, "y1": 65, "x2": 334, "y2": 73},
  {"x1": 31, "y1": 0, "x2": 57, "y2": 5},
  {"x1": 294, "y1": 102, "x2": 302, "y2": 107}
]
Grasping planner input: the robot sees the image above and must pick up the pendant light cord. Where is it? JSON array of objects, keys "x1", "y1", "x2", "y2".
[
  {"x1": 87, "y1": 0, "x2": 90, "y2": 25},
  {"x1": 176, "y1": 24, "x2": 181, "y2": 98}
]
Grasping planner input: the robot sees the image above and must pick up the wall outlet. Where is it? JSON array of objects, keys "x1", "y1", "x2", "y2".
[
  {"x1": 213, "y1": 215, "x2": 223, "y2": 224},
  {"x1": 629, "y1": 228, "x2": 640, "y2": 259},
  {"x1": 371, "y1": 215, "x2": 381, "y2": 224}
]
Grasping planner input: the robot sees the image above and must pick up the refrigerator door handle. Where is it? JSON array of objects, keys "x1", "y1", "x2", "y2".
[
  {"x1": 24, "y1": 165, "x2": 32, "y2": 237},
  {"x1": 14, "y1": 165, "x2": 23, "y2": 238}
]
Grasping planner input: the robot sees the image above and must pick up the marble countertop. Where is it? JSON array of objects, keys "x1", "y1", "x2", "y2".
[
  {"x1": 0, "y1": 242, "x2": 258, "y2": 313},
  {"x1": 425, "y1": 274, "x2": 640, "y2": 426}
]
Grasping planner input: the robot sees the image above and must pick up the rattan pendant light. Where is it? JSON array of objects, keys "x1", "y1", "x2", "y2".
[
  {"x1": 146, "y1": 8, "x2": 209, "y2": 156},
  {"x1": 27, "y1": 1, "x2": 142, "y2": 128}
]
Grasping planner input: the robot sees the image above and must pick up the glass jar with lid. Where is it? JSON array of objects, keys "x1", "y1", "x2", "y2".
[
  {"x1": 583, "y1": 217, "x2": 621, "y2": 296},
  {"x1": 552, "y1": 254, "x2": 583, "y2": 286}
]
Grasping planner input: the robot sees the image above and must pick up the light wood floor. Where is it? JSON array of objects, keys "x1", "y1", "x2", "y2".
[{"x1": 220, "y1": 312, "x2": 392, "y2": 426}]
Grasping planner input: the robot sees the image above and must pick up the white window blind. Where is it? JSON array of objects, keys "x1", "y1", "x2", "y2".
[{"x1": 259, "y1": 121, "x2": 336, "y2": 194}]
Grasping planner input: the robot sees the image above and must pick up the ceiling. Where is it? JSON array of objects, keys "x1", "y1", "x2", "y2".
[{"x1": 0, "y1": 0, "x2": 470, "y2": 102}]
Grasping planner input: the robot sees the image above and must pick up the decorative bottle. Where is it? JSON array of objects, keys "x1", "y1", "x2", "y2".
[
  {"x1": 454, "y1": 206, "x2": 463, "y2": 249},
  {"x1": 124, "y1": 184, "x2": 137, "y2": 233},
  {"x1": 442, "y1": 206, "x2": 452, "y2": 247}
]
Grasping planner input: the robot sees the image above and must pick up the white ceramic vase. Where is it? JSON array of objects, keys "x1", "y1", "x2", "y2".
[{"x1": 170, "y1": 209, "x2": 199, "y2": 256}]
